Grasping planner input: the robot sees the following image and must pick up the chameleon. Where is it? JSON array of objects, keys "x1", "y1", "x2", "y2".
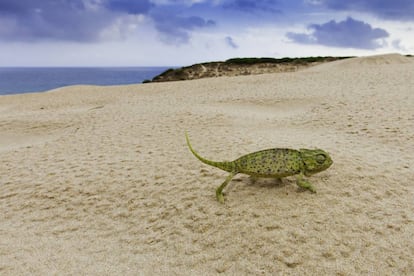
[{"x1": 185, "y1": 132, "x2": 333, "y2": 203}]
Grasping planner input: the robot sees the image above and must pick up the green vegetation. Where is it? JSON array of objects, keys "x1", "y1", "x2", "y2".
[
  {"x1": 151, "y1": 67, "x2": 188, "y2": 81},
  {"x1": 148, "y1": 56, "x2": 355, "y2": 83},
  {"x1": 156, "y1": 68, "x2": 175, "y2": 77},
  {"x1": 224, "y1": 56, "x2": 353, "y2": 65}
]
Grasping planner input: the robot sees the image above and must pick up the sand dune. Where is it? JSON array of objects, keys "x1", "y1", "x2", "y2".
[
  {"x1": 306, "y1": 53, "x2": 413, "y2": 72},
  {"x1": 0, "y1": 54, "x2": 413, "y2": 275}
]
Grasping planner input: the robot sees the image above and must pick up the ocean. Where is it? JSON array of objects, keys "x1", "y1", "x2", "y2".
[{"x1": 0, "y1": 67, "x2": 170, "y2": 95}]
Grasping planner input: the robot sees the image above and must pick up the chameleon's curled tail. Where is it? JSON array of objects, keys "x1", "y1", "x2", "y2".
[{"x1": 185, "y1": 132, "x2": 236, "y2": 173}]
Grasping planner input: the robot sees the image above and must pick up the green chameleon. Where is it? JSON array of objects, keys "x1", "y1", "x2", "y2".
[{"x1": 185, "y1": 132, "x2": 333, "y2": 203}]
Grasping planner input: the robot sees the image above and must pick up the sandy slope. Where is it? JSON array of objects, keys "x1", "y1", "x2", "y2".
[{"x1": 0, "y1": 54, "x2": 413, "y2": 275}]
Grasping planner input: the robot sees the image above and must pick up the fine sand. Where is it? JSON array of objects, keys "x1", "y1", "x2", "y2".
[{"x1": 1, "y1": 54, "x2": 413, "y2": 275}]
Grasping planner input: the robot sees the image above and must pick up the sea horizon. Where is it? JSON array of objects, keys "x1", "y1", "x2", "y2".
[{"x1": 0, "y1": 66, "x2": 172, "y2": 95}]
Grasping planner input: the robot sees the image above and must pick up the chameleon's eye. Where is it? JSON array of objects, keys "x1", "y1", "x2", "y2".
[{"x1": 316, "y1": 154, "x2": 326, "y2": 164}]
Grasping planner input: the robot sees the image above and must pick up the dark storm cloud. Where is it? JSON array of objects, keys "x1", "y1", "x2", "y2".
[
  {"x1": 286, "y1": 17, "x2": 389, "y2": 49},
  {"x1": 319, "y1": 0, "x2": 414, "y2": 21}
]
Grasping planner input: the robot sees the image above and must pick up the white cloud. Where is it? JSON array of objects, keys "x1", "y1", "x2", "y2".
[{"x1": 99, "y1": 14, "x2": 147, "y2": 40}]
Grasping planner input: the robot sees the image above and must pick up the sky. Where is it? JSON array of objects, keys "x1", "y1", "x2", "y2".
[{"x1": 0, "y1": 0, "x2": 413, "y2": 66}]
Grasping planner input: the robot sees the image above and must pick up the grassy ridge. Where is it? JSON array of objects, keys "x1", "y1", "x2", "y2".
[
  {"x1": 145, "y1": 56, "x2": 354, "y2": 83},
  {"x1": 224, "y1": 56, "x2": 353, "y2": 65}
]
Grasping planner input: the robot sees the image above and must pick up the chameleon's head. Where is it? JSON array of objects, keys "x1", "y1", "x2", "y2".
[{"x1": 299, "y1": 148, "x2": 333, "y2": 176}]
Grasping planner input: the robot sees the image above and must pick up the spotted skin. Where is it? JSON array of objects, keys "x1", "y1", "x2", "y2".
[
  {"x1": 186, "y1": 132, "x2": 333, "y2": 203},
  {"x1": 235, "y1": 148, "x2": 302, "y2": 177}
]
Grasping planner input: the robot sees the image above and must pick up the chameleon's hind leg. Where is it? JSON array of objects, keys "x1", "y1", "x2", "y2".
[
  {"x1": 295, "y1": 174, "x2": 316, "y2": 193},
  {"x1": 216, "y1": 172, "x2": 237, "y2": 204}
]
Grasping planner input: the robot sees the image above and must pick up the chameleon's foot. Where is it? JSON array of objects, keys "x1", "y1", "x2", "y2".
[
  {"x1": 307, "y1": 185, "x2": 317, "y2": 193},
  {"x1": 296, "y1": 175, "x2": 317, "y2": 193},
  {"x1": 297, "y1": 182, "x2": 317, "y2": 193},
  {"x1": 215, "y1": 172, "x2": 237, "y2": 204},
  {"x1": 299, "y1": 183, "x2": 317, "y2": 193},
  {"x1": 216, "y1": 190, "x2": 225, "y2": 204}
]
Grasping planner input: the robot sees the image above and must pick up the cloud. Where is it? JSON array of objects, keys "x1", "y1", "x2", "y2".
[
  {"x1": 1, "y1": 0, "x2": 408, "y2": 48},
  {"x1": 286, "y1": 17, "x2": 389, "y2": 49},
  {"x1": 223, "y1": 0, "x2": 282, "y2": 13},
  {"x1": 0, "y1": 0, "x2": 116, "y2": 42},
  {"x1": 317, "y1": 0, "x2": 414, "y2": 21},
  {"x1": 151, "y1": 13, "x2": 215, "y2": 44},
  {"x1": 391, "y1": 39, "x2": 408, "y2": 51},
  {"x1": 225, "y1": 36, "x2": 238, "y2": 48},
  {"x1": 0, "y1": 0, "x2": 215, "y2": 44},
  {"x1": 105, "y1": 0, "x2": 153, "y2": 14}
]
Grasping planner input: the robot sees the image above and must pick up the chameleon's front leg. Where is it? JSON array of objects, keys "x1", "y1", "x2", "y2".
[
  {"x1": 216, "y1": 171, "x2": 237, "y2": 203},
  {"x1": 295, "y1": 173, "x2": 316, "y2": 193}
]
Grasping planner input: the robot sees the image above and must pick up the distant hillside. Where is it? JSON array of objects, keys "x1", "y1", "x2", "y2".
[{"x1": 143, "y1": 56, "x2": 353, "y2": 83}]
